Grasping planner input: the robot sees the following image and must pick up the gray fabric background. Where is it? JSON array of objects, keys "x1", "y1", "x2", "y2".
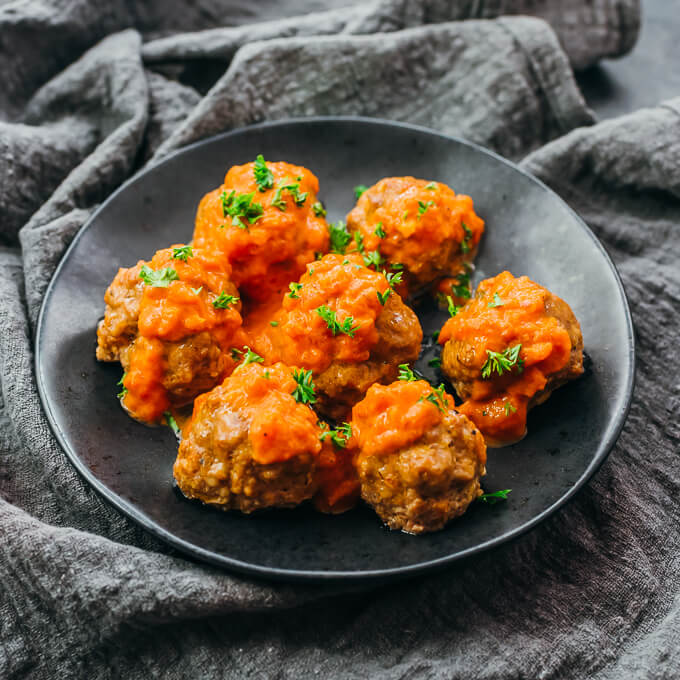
[{"x1": 2, "y1": 0, "x2": 680, "y2": 677}]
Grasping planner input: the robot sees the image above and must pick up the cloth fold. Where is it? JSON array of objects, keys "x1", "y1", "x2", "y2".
[{"x1": 2, "y1": 1, "x2": 679, "y2": 678}]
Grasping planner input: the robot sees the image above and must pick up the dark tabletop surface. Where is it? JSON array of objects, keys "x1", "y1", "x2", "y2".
[{"x1": 578, "y1": 0, "x2": 680, "y2": 119}]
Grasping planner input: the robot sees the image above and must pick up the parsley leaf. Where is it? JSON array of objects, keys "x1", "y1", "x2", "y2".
[
  {"x1": 425, "y1": 182, "x2": 437, "y2": 190},
  {"x1": 292, "y1": 369, "x2": 316, "y2": 404},
  {"x1": 329, "y1": 220, "x2": 351, "y2": 254},
  {"x1": 288, "y1": 282, "x2": 303, "y2": 299},
  {"x1": 354, "y1": 185, "x2": 368, "y2": 200},
  {"x1": 446, "y1": 295, "x2": 461, "y2": 317},
  {"x1": 172, "y1": 245, "x2": 193, "y2": 261},
  {"x1": 253, "y1": 154, "x2": 274, "y2": 191},
  {"x1": 353, "y1": 231, "x2": 365, "y2": 254},
  {"x1": 164, "y1": 411, "x2": 180, "y2": 437},
  {"x1": 312, "y1": 201, "x2": 326, "y2": 217},
  {"x1": 316, "y1": 305, "x2": 359, "y2": 337},
  {"x1": 235, "y1": 347, "x2": 264, "y2": 371},
  {"x1": 478, "y1": 489, "x2": 512, "y2": 505},
  {"x1": 391, "y1": 262, "x2": 404, "y2": 271},
  {"x1": 212, "y1": 291, "x2": 239, "y2": 309},
  {"x1": 270, "y1": 320, "x2": 279, "y2": 327},
  {"x1": 320, "y1": 422, "x2": 352, "y2": 448},
  {"x1": 139, "y1": 265, "x2": 178, "y2": 288},
  {"x1": 425, "y1": 384, "x2": 448, "y2": 413},
  {"x1": 377, "y1": 289, "x2": 391, "y2": 305},
  {"x1": 221, "y1": 190, "x2": 264, "y2": 229},
  {"x1": 398, "y1": 364, "x2": 417, "y2": 381},
  {"x1": 418, "y1": 200, "x2": 435, "y2": 217},
  {"x1": 385, "y1": 271, "x2": 403, "y2": 289},
  {"x1": 363, "y1": 249, "x2": 385, "y2": 268},
  {"x1": 271, "y1": 179, "x2": 307, "y2": 210},
  {"x1": 191, "y1": 286, "x2": 203, "y2": 295},
  {"x1": 481, "y1": 344, "x2": 524, "y2": 379},
  {"x1": 460, "y1": 222, "x2": 473, "y2": 254},
  {"x1": 374, "y1": 223, "x2": 385, "y2": 238},
  {"x1": 504, "y1": 401, "x2": 517, "y2": 416},
  {"x1": 488, "y1": 292, "x2": 504, "y2": 309},
  {"x1": 117, "y1": 374, "x2": 128, "y2": 399},
  {"x1": 450, "y1": 267, "x2": 472, "y2": 299},
  {"x1": 428, "y1": 357, "x2": 442, "y2": 369}
]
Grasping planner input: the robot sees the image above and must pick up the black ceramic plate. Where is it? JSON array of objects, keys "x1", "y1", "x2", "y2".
[{"x1": 36, "y1": 118, "x2": 634, "y2": 582}]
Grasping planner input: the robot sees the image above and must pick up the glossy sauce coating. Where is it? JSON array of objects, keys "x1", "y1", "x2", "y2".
[
  {"x1": 346, "y1": 177, "x2": 484, "y2": 293},
  {"x1": 193, "y1": 160, "x2": 329, "y2": 302},
  {"x1": 439, "y1": 271, "x2": 581, "y2": 445},
  {"x1": 313, "y1": 432, "x2": 360, "y2": 514},
  {"x1": 352, "y1": 380, "x2": 451, "y2": 459}
]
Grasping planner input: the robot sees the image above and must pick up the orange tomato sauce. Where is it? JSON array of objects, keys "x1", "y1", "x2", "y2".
[
  {"x1": 120, "y1": 245, "x2": 246, "y2": 424},
  {"x1": 351, "y1": 380, "x2": 450, "y2": 458},
  {"x1": 314, "y1": 434, "x2": 360, "y2": 514},
  {"x1": 258, "y1": 253, "x2": 391, "y2": 374},
  {"x1": 190, "y1": 363, "x2": 322, "y2": 465},
  {"x1": 439, "y1": 271, "x2": 573, "y2": 444},
  {"x1": 192, "y1": 161, "x2": 329, "y2": 302}
]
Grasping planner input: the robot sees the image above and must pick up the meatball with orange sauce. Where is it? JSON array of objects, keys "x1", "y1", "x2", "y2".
[
  {"x1": 173, "y1": 362, "x2": 322, "y2": 512},
  {"x1": 352, "y1": 378, "x2": 486, "y2": 534},
  {"x1": 255, "y1": 253, "x2": 422, "y2": 421},
  {"x1": 346, "y1": 177, "x2": 484, "y2": 295},
  {"x1": 96, "y1": 245, "x2": 245, "y2": 424},
  {"x1": 439, "y1": 271, "x2": 584, "y2": 446},
  {"x1": 193, "y1": 156, "x2": 329, "y2": 302}
]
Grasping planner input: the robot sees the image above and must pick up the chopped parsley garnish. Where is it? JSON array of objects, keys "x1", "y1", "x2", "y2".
[
  {"x1": 374, "y1": 223, "x2": 385, "y2": 238},
  {"x1": 288, "y1": 282, "x2": 303, "y2": 299},
  {"x1": 450, "y1": 267, "x2": 472, "y2": 299},
  {"x1": 212, "y1": 291, "x2": 239, "y2": 309},
  {"x1": 220, "y1": 190, "x2": 264, "y2": 229},
  {"x1": 377, "y1": 289, "x2": 391, "y2": 305},
  {"x1": 425, "y1": 182, "x2": 437, "y2": 190},
  {"x1": 425, "y1": 384, "x2": 448, "y2": 412},
  {"x1": 353, "y1": 231, "x2": 365, "y2": 254},
  {"x1": 164, "y1": 412, "x2": 180, "y2": 437},
  {"x1": 253, "y1": 154, "x2": 274, "y2": 191},
  {"x1": 446, "y1": 295, "x2": 461, "y2": 317},
  {"x1": 235, "y1": 347, "x2": 264, "y2": 370},
  {"x1": 139, "y1": 265, "x2": 178, "y2": 288},
  {"x1": 504, "y1": 401, "x2": 517, "y2": 416},
  {"x1": 312, "y1": 201, "x2": 326, "y2": 217},
  {"x1": 402, "y1": 211, "x2": 409, "y2": 220},
  {"x1": 432, "y1": 330, "x2": 440, "y2": 342},
  {"x1": 271, "y1": 179, "x2": 308, "y2": 210},
  {"x1": 191, "y1": 286, "x2": 203, "y2": 295},
  {"x1": 263, "y1": 370, "x2": 271, "y2": 379},
  {"x1": 428, "y1": 357, "x2": 442, "y2": 369},
  {"x1": 385, "y1": 271, "x2": 403, "y2": 289},
  {"x1": 478, "y1": 489, "x2": 512, "y2": 505},
  {"x1": 354, "y1": 184, "x2": 368, "y2": 200},
  {"x1": 172, "y1": 245, "x2": 193, "y2": 261},
  {"x1": 398, "y1": 364, "x2": 418, "y2": 382},
  {"x1": 270, "y1": 320, "x2": 278, "y2": 327},
  {"x1": 488, "y1": 292, "x2": 504, "y2": 309},
  {"x1": 481, "y1": 344, "x2": 524, "y2": 379},
  {"x1": 117, "y1": 374, "x2": 127, "y2": 399},
  {"x1": 418, "y1": 200, "x2": 435, "y2": 217},
  {"x1": 320, "y1": 422, "x2": 352, "y2": 448},
  {"x1": 329, "y1": 220, "x2": 351, "y2": 254},
  {"x1": 460, "y1": 222, "x2": 473, "y2": 254},
  {"x1": 291, "y1": 369, "x2": 316, "y2": 404},
  {"x1": 363, "y1": 249, "x2": 385, "y2": 268},
  {"x1": 391, "y1": 262, "x2": 404, "y2": 271},
  {"x1": 316, "y1": 305, "x2": 359, "y2": 337},
  {"x1": 230, "y1": 347, "x2": 243, "y2": 360}
]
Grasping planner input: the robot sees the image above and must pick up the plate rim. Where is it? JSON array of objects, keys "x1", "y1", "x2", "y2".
[{"x1": 34, "y1": 116, "x2": 636, "y2": 582}]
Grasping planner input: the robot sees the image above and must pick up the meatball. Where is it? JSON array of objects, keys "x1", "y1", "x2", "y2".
[
  {"x1": 352, "y1": 379, "x2": 486, "y2": 534},
  {"x1": 439, "y1": 270, "x2": 584, "y2": 446},
  {"x1": 96, "y1": 245, "x2": 245, "y2": 424},
  {"x1": 193, "y1": 157, "x2": 329, "y2": 302},
  {"x1": 256, "y1": 253, "x2": 423, "y2": 421},
  {"x1": 346, "y1": 177, "x2": 484, "y2": 295},
  {"x1": 173, "y1": 363, "x2": 322, "y2": 512}
]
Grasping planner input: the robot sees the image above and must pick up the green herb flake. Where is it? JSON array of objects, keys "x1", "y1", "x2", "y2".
[
  {"x1": 171, "y1": 245, "x2": 193, "y2": 261},
  {"x1": 353, "y1": 231, "x2": 365, "y2": 254},
  {"x1": 504, "y1": 401, "x2": 517, "y2": 416},
  {"x1": 481, "y1": 344, "x2": 524, "y2": 379},
  {"x1": 235, "y1": 347, "x2": 264, "y2": 371},
  {"x1": 450, "y1": 267, "x2": 472, "y2": 299},
  {"x1": 190, "y1": 286, "x2": 203, "y2": 295},
  {"x1": 391, "y1": 262, "x2": 404, "y2": 271},
  {"x1": 398, "y1": 364, "x2": 418, "y2": 382},
  {"x1": 432, "y1": 330, "x2": 440, "y2": 342},
  {"x1": 363, "y1": 249, "x2": 385, "y2": 269},
  {"x1": 425, "y1": 182, "x2": 437, "y2": 190},
  {"x1": 271, "y1": 179, "x2": 308, "y2": 210},
  {"x1": 316, "y1": 305, "x2": 359, "y2": 338},
  {"x1": 288, "y1": 282, "x2": 303, "y2": 299},
  {"x1": 329, "y1": 220, "x2": 351, "y2": 254},
  {"x1": 291, "y1": 369, "x2": 317, "y2": 404},
  {"x1": 220, "y1": 190, "x2": 264, "y2": 229},
  {"x1": 478, "y1": 489, "x2": 512, "y2": 505},
  {"x1": 354, "y1": 184, "x2": 369, "y2": 200},
  {"x1": 117, "y1": 374, "x2": 128, "y2": 400},
  {"x1": 418, "y1": 200, "x2": 435, "y2": 217},
  {"x1": 428, "y1": 357, "x2": 442, "y2": 369},
  {"x1": 320, "y1": 422, "x2": 352, "y2": 448},
  {"x1": 385, "y1": 271, "x2": 403, "y2": 289},
  {"x1": 253, "y1": 154, "x2": 274, "y2": 192},
  {"x1": 446, "y1": 295, "x2": 461, "y2": 317},
  {"x1": 164, "y1": 411, "x2": 180, "y2": 437},
  {"x1": 488, "y1": 292, "x2": 504, "y2": 309},
  {"x1": 212, "y1": 291, "x2": 239, "y2": 309},
  {"x1": 374, "y1": 223, "x2": 386, "y2": 238},
  {"x1": 139, "y1": 265, "x2": 179, "y2": 288},
  {"x1": 377, "y1": 289, "x2": 391, "y2": 305},
  {"x1": 270, "y1": 320, "x2": 279, "y2": 327},
  {"x1": 312, "y1": 201, "x2": 327, "y2": 217},
  {"x1": 460, "y1": 222, "x2": 473, "y2": 254}
]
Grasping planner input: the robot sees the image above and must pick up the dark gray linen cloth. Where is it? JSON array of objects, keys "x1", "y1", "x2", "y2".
[{"x1": 4, "y1": 0, "x2": 680, "y2": 678}]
